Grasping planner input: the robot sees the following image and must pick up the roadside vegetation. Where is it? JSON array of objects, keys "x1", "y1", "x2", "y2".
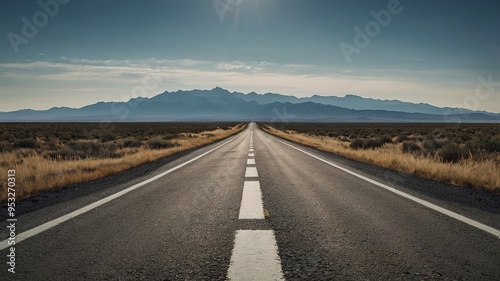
[
  {"x1": 261, "y1": 123, "x2": 500, "y2": 193},
  {"x1": 0, "y1": 123, "x2": 246, "y2": 202}
]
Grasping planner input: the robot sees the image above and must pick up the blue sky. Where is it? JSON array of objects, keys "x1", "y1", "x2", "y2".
[{"x1": 1, "y1": 0, "x2": 499, "y2": 112}]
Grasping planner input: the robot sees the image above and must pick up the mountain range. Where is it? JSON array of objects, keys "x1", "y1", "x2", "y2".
[{"x1": 1, "y1": 87, "x2": 499, "y2": 123}]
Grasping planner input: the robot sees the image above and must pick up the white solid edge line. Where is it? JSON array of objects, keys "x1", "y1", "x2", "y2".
[
  {"x1": 227, "y1": 230, "x2": 284, "y2": 281},
  {"x1": 0, "y1": 135, "x2": 240, "y2": 251},
  {"x1": 271, "y1": 136, "x2": 500, "y2": 239},
  {"x1": 238, "y1": 181, "x2": 265, "y2": 219},
  {"x1": 245, "y1": 167, "x2": 259, "y2": 177}
]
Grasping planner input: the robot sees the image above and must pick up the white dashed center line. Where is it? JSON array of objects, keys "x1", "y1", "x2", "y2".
[
  {"x1": 245, "y1": 167, "x2": 258, "y2": 177},
  {"x1": 227, "y1": 127, "x2": 285, "y2": 280},
  {"x1": 238, "y1": 181, "x2": 265, "y2": 219},
  {"x1": 227, "y1": 230, "x2": 284, "y2": 281}
]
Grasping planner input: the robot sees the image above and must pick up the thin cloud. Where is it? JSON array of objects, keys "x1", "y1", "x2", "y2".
[{"x1": 0, "y1": 58, "x2": 495, "y2": 112}]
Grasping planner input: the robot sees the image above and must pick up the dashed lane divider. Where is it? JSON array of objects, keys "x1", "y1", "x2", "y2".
[{"x1": 227, "y1": 125, "x2": 285, "y2": 280}]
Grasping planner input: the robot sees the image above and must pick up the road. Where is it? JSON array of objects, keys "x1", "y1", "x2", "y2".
[{"x1": 1, "y1": 123, "x2": 499, "y2": 280}]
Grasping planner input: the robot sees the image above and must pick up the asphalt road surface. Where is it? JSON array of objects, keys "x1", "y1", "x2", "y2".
[{"x1": 1, "y1": 123, "x2": 499, "y2": 280}]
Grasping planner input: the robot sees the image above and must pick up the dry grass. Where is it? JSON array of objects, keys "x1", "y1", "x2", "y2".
[
  {"x1": 0, "y1": 125, "x2": 245, "y2": 202},
  {"x1": 263, "y1": 126, "x2": 500, "y2": 193}
]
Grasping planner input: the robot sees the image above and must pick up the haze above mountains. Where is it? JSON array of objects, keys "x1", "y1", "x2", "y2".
[{"x1": 1, "y1": 87, "x2": 499, "y2": 123}]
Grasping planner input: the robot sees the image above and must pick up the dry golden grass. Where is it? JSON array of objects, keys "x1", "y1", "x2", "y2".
[
  {"x1": 263, "y1": 126, "x2": 500, "y2": 193},
  {"x1": 0, "y1": 125, "x2": 245, "y2": 202}
]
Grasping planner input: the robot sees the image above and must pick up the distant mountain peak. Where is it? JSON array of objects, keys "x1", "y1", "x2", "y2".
[
  {"x1": 343, "y1": 94, "x2": 362, "y2": 99},
  {"x1": 49, "y1": 106, "x2": 75, "y2": 110},
  {"x1": 212, "y1": 86, "x2": 230, "y2": 93}
]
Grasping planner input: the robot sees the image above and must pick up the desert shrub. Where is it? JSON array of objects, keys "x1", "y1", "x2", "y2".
[
  {"x1": 461, "y1": 144, "x2": 473, "y2": 159},
  {"x1": 147, "y1": 139, "x2": 178, "y2": 150},
  {"x1": 396, "y1": 134, "x2": 408, "y2": 143},
  {"x1": 363, "y1": 138, "x2": 384, "y2": 149},
  {"x1": 0, "y1": 141, "x2": 13, "y2": 152},
  {"x1": 413, "y1": 136, "x2": 424, "y2": 141},
  {"x1": 45, "y1": 139, "x2": 61, "y2": 151},
  {"x1": 103, "y1": 143, "x2": 122, "y2": 158},
  {"x1": 378, "y1": 135, "x2": 393, "y2": 144},
  {"x1": 349, "y1": 138, "x2": 385, "y2": 149},
  {"x1": 68, "y1": 141, "x2": 99, "y2": 151},
  {"x1": 350, "y1": 138, "x2": 364, "y2": 149},
  {"x1": 100, "y1": 133, "x2": 117, "y2": 142},
  {"x1": 434, "y1": 139, "x2": 448, "y2": 149},
  {"x1": 50, "y1": 139, "x2": 126, "y2": 159},
  {"x1": 1, "y1": 132, "x2": 14, "y2": 142},
  {"x1": 460, "y1": 134, "x2": 472, "y2": 142},
  {"x1": 402, "y1": 141, "x2": 421, "y2": 154},
  {"x1": 422, "y1": 139, "x2": 437, "y2": 155},
  {"x1": 67, "y1": 141, "x2": 103, "y2": 158},
  {"x1": 59, "y1": 132, "x2": 72, "y2": 142},
  {"x1": 70, "y1": 131, "x2": 88, "y2": 139},
  {"x1": 13, "y1": 131, "x2": 29, "y2": 139},
  {"x1": 43, "y1": 150, "x2": 69, "y2": 160},
  {"x1": 123, "y1": 139, "x2": 143, "y2": 148},
  {"x1": 437, "y1": 143, "x2": 462, "y2": 163},
  {"x1": 481, "y1": 136, "x2": 500, "y2": 153},
  {"x1": 13, "y1": 139, "x2": 39, "y2": 149},
  {"x1": 162, "y1": 134, "x2": 178, "y2": 140}
]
